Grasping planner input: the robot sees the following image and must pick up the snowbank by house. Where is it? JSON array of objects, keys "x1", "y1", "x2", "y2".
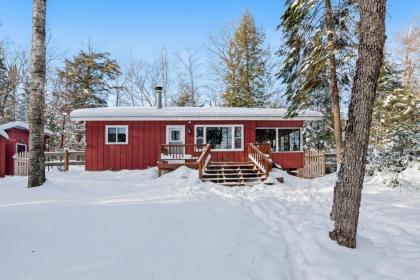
[{"x1": 0, "y1": 165, "x2": 419, "y2": 280}]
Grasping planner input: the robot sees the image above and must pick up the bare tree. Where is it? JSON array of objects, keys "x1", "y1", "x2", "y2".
[
  {"x1": 174, "y1": 48, "x2": 202, "y2": 106},
  {"x1": 330, "y1": 0, "x2": 386, "y2": 248},
  {"x1": 28, "y1": 0, "x2": 47, "y2": 187},
  {"x1": 125, "y1": 51, "x2": 171, "y2": 107},
  {"x1": 206, "y1": 24, "x2": 234, "y2": 105},
  {"x1": 396, "y1": 19, "x2": 420, "y2": 93}
]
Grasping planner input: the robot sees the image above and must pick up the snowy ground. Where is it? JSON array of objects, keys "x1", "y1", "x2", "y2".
[{"x1": 0, "y1": 165, "x2": 419, "y2": 280}]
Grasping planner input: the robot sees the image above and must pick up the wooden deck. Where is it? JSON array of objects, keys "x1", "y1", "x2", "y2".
[{"x1": 157, "y1": 143, "x2": 272, "y2": 185}]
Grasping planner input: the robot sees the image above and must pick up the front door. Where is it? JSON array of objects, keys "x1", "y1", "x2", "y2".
[{"x1": 166, "y1": 125, "x2": 185, "y2": 158}]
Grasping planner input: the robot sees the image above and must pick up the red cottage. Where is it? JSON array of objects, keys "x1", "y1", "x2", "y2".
[
  {"x1": 0, "y1": 121, "x2": 52, "y2": 177},
  {"x1": 70, "y1": 106, "x2": 323, "y2": 177}
]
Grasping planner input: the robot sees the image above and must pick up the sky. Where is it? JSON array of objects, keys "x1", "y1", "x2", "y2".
[{"x1": 1, "y1": 0, "x2": 419, "y2": 66}]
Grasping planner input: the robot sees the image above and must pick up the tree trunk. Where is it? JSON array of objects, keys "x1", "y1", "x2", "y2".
[
  {"x1": 329, "y1": 0, "x2": 386, "y2": 248},
  {"x1": 28, "y1": 0, "x2": 47, "y2": 188},
  {"x1": 325, "y1": 0, "x2": 343, "y2": 164}
]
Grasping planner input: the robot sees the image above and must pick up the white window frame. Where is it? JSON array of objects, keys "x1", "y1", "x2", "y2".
[
  {"x1": 166, "y1": 125, "x2": 185, "y2": 145},
  {"x1": 194, "y1": 124, "x2": 244, "y2": 151},
  {"x1": 256, "y1": 127, "x2": 303, "y2": 153},
  {"x1": 16, "y1": 143, "x2": 27, "y2": 154},
  {"x1": 105, "y1": 125, "x2": 129, "y2": 145}
]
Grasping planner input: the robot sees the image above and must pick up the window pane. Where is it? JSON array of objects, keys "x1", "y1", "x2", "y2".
[
  {"x1": 206, "y1": 127, "x2": 232, "y2": 149},
  {"x1": 117, "y1": 132, "x2": 126, "y2": 143},
  {"x1": 17, "y1": 144, "x2": 26, "y2": 153},
  {"x1": 171, "y1": 130, "x2": 181, "y2": 141},
  {"x1": 196, "y1": 127, "x2": 204, "y2": 138},
  {"x1": 278, "y1": 129, "x2": 300, "y2": 151},
  {"x1": 117, "y1": 127, "x2": 126, "y2": 135},
  {"x1": 108, "y1": 128, "x2": 117, "y2": 142},
  {"x1": 196, "y1": 138, "x2": 204, "y2": 145},
  {"x1": 234, "y1": 138, "x2": 242, "y2": 149},
  {"x1": 291, "y1": 130, "x2": 300, "y2": 151},
  {"x1": 256, "y1": 129, "x2": 276, "y2": 150},
  {"x1": 234, "y1": 127, "x2": 242, "y2": 137}
]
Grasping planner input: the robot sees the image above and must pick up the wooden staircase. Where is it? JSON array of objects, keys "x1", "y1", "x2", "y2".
[{"x1": 201, "y1": 161, "x2": 266, "y2": 186}]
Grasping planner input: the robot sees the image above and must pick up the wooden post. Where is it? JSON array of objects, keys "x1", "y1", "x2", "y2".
[{"x1": 64, "y1": 149, "x2": 69, "y2": 172}]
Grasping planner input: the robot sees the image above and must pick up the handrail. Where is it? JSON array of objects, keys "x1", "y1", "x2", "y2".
[
  {"x1": 197, "y1": 144, "x2": 211, "y2": 179},
  {"x1": 254, "y1": 142, "x2": 272, "y2": 155},
  {"x1": 248, "y1": 143, "x2": 272, "y2": 177}
]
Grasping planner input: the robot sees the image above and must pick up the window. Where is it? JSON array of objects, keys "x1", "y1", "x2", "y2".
[
  {"x1": 106, "y1": 125, "x2": 128, "y2": 144},
  {"x1": 195, "y1": 125, "x2": 243, "y2": 150},
  {"x1": 256, "y1": 128, "x2": 301, "y2": 152},
  {"x1": 256, "y1": 129, "x2": 277, "y2": 151},
  {"x1": 16, "y1": 143, "x2": 27, "y2": 154}
]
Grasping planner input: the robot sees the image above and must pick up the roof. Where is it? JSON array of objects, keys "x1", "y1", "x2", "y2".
[
  {"x1": 0, "y1": 121, "x2": 53, "y2": 139},
  {"x1": 70, "y1": 107, "x2": 323, "y2": 121}
]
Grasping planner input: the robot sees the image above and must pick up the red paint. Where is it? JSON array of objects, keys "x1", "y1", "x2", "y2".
[
  {"x1": 5, "y1": 128, "x2": 29, "y2": 176},
  {"x1": 85, "y1": 120, "x2": 304, "y2": 171},
  {"x1": 0, "y1": 136, "x2": 6, "y2": 177}
]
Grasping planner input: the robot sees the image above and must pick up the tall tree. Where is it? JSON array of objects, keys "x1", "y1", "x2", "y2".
[
  {"x1": 28, "y1": 0, "x2": 47, "y2": 187},
  {"x1": 174, "y1": 48, "x2": 201, "y2": 106},
  {"x1": 330, "y1": 0, "x2": 386, "y2": 248},
  {"x1": 278, "y1": 0, "x2": 357, "y2": 161},
  {"x1": 222, "y1": 10, "x2": 272, "y2": 107},
  {"x1": 58, "y1": 46, "x2": 121, "y2": 112}
]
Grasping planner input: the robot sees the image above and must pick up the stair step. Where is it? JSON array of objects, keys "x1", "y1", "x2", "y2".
[
  {"x1": 218, "y1": 181, "x2": 263, "y2": 186},
  {"x1": 203, "y1": 172, "x2": 264, "y2": 176},
  {"x1": 202, "y1": 176, "x2": 263, "y2": 182},
  {"x1": 208, "y1": 161, "x2": 253, "y2": 165}
]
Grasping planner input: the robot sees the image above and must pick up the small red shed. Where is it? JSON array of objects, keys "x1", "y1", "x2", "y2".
[
  {"x1": 71, "y1": 107, "x2": 323, "y2": 172},
  {"x1": 0, "y1": 130, "x2": 6, "y2": 177},
  {"x1": 0, "y1": 121, "x2": 52, "y2": 177}
]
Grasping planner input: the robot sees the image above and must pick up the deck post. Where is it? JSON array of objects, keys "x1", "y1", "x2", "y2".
[{"x1": 63, "y1": 149, "x2": 69, "y2": 172}]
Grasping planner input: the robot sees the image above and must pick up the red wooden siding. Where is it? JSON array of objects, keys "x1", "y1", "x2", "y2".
[
  {"x1": 85, "y1": 120, "x2": 304, "y2": 171},
  {"x1": 5, "y1": 128, "x2": 29, "y2": 175},
  {"x1": 0, "y1": 136, "x2": 6, "y2": 177}
]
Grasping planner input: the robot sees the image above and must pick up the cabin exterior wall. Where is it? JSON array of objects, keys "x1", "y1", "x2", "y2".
[
  {"x1": 85, "y1": 120, "x2": 304, "y2": 171},
  {"x1": 0, "y1": 136, "x2": 6, "y2": 177}
]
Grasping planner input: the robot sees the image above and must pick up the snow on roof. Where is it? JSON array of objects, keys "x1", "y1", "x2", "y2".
[
  {"x1": 0, "y1": 121, "x2": 53, "y2": 136},
  {"x1": 70, "y1": 107, "x2": 324, "y2": 121}
]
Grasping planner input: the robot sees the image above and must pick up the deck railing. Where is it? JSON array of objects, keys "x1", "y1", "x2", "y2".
[
  {"x1": 159, "y1": 144, "x2": 207, "y2": 161},
  {"x1": 254, "y1": 142, "x2": 272, "y2": 155},
  {"x1": 197, "y1": 144, "x2": 211, "y2": 179},
  {"x1": 158, "y1": 144, "x2": 211, "y2": 177},
  {"x1": 248, "y1": 143, "x2": 272, "y2": 177}
]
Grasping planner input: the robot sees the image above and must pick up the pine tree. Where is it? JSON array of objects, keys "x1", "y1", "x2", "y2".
[
  {"x1": 277, "y1": 0, "x2": 357, "y2": 161},
  {"x1": 58, "y1": 47, "x2": 121, "y2": 112},
  {"x1": 368, "y1": 58, "x2": 418, "y2": 184},
  {"x1": 223, "y1": 10, "x2": 271, "y2": 107}
]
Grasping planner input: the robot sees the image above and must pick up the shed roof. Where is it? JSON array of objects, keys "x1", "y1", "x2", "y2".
[
  {"x1": 70, "y1": 107, "x2": 323, "y2": 121},
  {"x1": 0, "y1": 121, "x2": 53, "y2": 139}
]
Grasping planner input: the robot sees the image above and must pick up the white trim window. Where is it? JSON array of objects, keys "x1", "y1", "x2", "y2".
[
  {"x1": 106, "y1": 125, "x2": 128, "y2": 144},
  {"x1": 16, "y1": 143, "x2": 27, "y2": 154},
  {"x1": 256, "y1": 128, "x2": 302, "y2": 152},
  {"x1": 195, "y1": 125, "x2": 243, "y2": 151}
]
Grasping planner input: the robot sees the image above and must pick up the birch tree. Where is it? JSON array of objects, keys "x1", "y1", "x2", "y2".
[{"x1": 28, "y1": 0, "x2": 47, "y2": 187}]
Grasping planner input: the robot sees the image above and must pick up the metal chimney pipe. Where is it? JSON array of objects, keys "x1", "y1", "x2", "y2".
[{"x1": 155, "y1": 86, "x2": 163, "y2": 109}]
